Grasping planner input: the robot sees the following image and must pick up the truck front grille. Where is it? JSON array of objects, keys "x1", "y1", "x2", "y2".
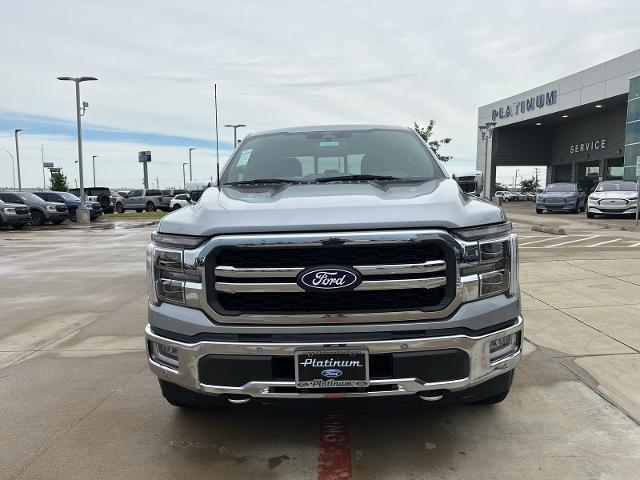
[{"x1": 206, "y1": 238, "x2": 456, "y2": 317}]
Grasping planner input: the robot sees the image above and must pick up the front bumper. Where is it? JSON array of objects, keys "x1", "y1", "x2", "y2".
[
  {"x1": 145, "y1": 315, "x2": 523, "y2": 400},
  {"x1": 47, "y1": 211, "x2": 69, "y2": 222},
  {"x1": 537, "y1": 200, "x2": 578, "y2": 211},
  {"x1": 1, "y1": 213, "x2": 31, "y2": 226}
]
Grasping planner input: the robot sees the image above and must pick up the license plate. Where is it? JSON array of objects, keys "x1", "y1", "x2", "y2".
[{"x1": 294, "y1": 348, "x2": 369, "y2": 388}]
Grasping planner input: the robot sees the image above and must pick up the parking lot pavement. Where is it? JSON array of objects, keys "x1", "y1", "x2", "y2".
[{"x1": 1, "y1": 226, "x2": 640, "y2": 479}]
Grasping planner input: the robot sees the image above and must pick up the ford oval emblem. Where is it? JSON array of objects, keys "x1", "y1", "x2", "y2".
[
  {"x1": 321, "y1": 369, "x2": 343, "y2": 378},
  {"x1": 297, "y1": 266, "x2": 361, "y2": 292}
]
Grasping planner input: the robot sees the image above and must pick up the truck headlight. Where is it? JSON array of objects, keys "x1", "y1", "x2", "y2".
[
  {"x1": 454, "y1": 223, "x2": 518, "y2": 301},
  {"x1": 46, "y1": 205, "x2": 58, "y2": 211},
  {"x1": 147, "y1": 232, "x2": 206, "y2": 306},
  {"x1": 2, "y1": 207, "x2": 17, "y2": 214}
]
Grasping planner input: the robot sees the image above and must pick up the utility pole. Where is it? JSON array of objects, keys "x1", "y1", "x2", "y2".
[
  {"x1": 57, "y1": 75, "x2": 98, "y2": 222},
  {"x1": 14, "y1": 129, "x2": 22, "y2": 191},
  {"x1": 92, "y1": 155, "x2": 99, "y2": 187},
  {"x1": 155, "y1": 177, "x2": 159, "y2": 189},
  {"x1": 182, "y1": 163, "x2": 188, "y2": 190},
  {"x1": 513, "y1": 169, "x2": 520, "y2": 190},
  {"x1": 188, "y1": 147, "x2": 196, "y2": 181},
  {"x1": 41, "y1": 144, "x2": 46, "y2": 189}
]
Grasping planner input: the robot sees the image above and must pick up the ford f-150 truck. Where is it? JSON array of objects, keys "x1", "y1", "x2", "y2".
[{"x1": 145, "y1": 125, "x2": 522, "y2": 408}]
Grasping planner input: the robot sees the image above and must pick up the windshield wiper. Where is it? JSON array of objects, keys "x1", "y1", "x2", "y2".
[
  {"x1": 315, "y1": 174, "x2": 400, "y2": 183},
  {"x1": 223, "y1": 178, "x2": 303, "y2": 186}
]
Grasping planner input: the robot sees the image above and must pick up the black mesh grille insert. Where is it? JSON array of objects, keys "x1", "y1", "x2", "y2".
[
  {"x1": 216, "y1": 243, "x2": 442, "y2": 268},
  {"x1": 217, "y1": 288, "x2": 446, "y2": 313}
]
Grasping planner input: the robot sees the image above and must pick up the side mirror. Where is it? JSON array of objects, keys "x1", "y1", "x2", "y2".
[{"x1": 452, "y1": 171, "x2": 483, "y2": 196}]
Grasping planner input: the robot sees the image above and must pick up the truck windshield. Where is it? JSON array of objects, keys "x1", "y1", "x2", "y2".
[{"x1": 221, "y1": 128, "x2": 443, "y2": 184}]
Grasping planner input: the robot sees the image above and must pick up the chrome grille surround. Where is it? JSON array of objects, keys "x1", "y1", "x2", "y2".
[{"x1": 178, "y1": 229, "x2": 481, "y2": 325}]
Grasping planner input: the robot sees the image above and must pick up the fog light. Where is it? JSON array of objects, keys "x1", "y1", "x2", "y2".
[
  {"x1": 150, "y1": 341, "x2": 180, "y2": 369},
  {"x1": 489, "y1": 333, "x2": 519, "y2": 362}
]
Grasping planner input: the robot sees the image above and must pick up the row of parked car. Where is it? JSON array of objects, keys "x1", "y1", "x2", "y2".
[
  {"x1": 495, "y1": 191, "x2": 536, "y2": 201},
  {"x1": 0, "y1": 190, "x2": 103, "y2": 229},
  {"x1": 0, "y1": 186, "x2": 197, "y2": 230},
  {"x1": 535, "y1": 180, "x2": 639, "y2": 217}
]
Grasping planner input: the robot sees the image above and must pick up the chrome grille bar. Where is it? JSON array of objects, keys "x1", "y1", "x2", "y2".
[
  {"x1": 215, "y1": 276, "x2": 447, "y2": 294},
  {"x1": 214, "y1": 260, "x2": 446, "y2": 278}
]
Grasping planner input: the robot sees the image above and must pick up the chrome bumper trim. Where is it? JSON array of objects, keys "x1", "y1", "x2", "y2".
[{"x1": 146, "y1": 316, "x2": 523, "y2": 399}]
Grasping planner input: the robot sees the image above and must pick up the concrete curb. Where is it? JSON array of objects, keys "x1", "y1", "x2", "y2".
[
  {"x1": 531, "y1": 224, "x2": 567, "y2": 235},
  {"x1": 586, "y1": 220, "x2": 640, "y2": 232}
]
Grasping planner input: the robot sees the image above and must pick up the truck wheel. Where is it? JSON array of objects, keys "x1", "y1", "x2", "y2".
[
  {"x1": 145, "y1": 202, "x2": 156, "y2": 212},
  {"x1": 30, "y1": 210, "x2": 45, "y2": 226},
  {"x1": 159, "y1": 380, "x2": 227, "y2": 408},
  {"x1": 115, "y1": 203, "x2": 124, "y2": 214},
  {"x1": 536, "y1": 208, "x2": 543, "y2": 214},
  {"x1": 136, "y1": 209, "x2": 144, "y2": 213}
]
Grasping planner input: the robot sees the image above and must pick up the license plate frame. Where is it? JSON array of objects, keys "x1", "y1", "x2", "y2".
[{"x1": 294, "y1": 347, "x2": 370, "y2": 389}]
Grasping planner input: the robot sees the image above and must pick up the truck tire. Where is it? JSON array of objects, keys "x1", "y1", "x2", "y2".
[
  {"x1": 145, "y1": 202, "x2": 156, "y2": 212},
  {"x1": 586, "y1": 211, "x2": 595, "y2": 219},
  {"x1": 136, "y1": 209, "x2": 144, "y2": 213},
  {"x1": 115, "y1": 203, "x2": 124, "y2": 214},
  {"x1": 159, "y1": 380, "x2": 227, "y2": 408},
  {"x1": 30, "y1": 210, "x2": 45, "y2": 226},
  {"x1": 536, "y1": 208, "x2": 543, "y2": 214}
]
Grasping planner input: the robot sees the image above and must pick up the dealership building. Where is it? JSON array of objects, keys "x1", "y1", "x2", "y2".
[{"x1": 477, "y1": 49, "x2": 640, "y2": 195}]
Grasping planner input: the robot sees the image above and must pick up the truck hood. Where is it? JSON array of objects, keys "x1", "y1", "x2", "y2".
[{"x1": 158, "y1": 178, "x2": 505, "y2": 236}]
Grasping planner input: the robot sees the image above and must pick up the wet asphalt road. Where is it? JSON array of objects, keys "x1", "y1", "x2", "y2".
[{"x1": 1, "y1": 222, "x2": 639, "y2": 479}]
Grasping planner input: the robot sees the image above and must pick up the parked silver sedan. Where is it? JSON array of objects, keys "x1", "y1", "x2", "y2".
[{"x1": 587, "y1": 180, "x2": 638, "y2": 218}]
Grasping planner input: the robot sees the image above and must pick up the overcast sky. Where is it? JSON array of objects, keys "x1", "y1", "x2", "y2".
[{"x1": 1, "y1": 0, "x2": 639, "y2": 189}]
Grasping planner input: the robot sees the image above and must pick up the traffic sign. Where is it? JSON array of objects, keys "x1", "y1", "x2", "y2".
[
  {"x1": 138, "y1": 151, "x2": 151, "y2": 163},
  {"x1": 49, "y1": 167, "x2": 61, "y2": 174},
  {"x1": 43, "y1": 162, "x2": 54, "y2": 168}
]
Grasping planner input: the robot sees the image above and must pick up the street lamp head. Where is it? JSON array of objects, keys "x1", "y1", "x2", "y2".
[
  {"x1": 57, "y1": 76, "x2": 98, "y2": 82},
  {"x1": 189, "y1": 147, "x2": 196, "y2": 151},
  {"x1": 14, "y1": 128, "x2": 22, "y2": 134},
  {"x1": 93, "y1": 155, "x2": 99, "y2": 159}
]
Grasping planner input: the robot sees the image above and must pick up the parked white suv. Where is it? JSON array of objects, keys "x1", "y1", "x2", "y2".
[
  {"x1": 587, "y1": 180, "x2": 638, "y2": 218},
  {"x1": 169, "y1": 194, "x2": 191, "y2": 210}
]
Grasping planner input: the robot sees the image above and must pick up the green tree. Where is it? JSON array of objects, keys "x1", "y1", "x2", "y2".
[
  {"x1": 50, "y1": 171, "x2": 69, "y2": 192},
  {"x1": 520, "y1": 176, "x2": 539, "y2": 194},
  {"x1": 413, "y1": 121, "x2": 452, "y2": 162}
]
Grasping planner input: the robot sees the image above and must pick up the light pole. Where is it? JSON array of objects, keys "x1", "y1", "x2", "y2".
[
  {"x1": 513, "y1": 169, "x2": 520, "y2": 190},
  {"x1": 478, "y1": 121, "x2": 496, "y2": 198},
  {"x1": 6, "y1": 151, "x2": 16, "y2": 189},
  {"x1": 188, "y1": 147, "x2": 196, "y2": 181},
  {"x1": 92, "y1": 155, "x2": 99, "y2": 187},
  {"x1": 224, "y1": 124, "x2": 246, "y2": 147},
  {"x1": 57, "y1": 76, "x2": 97, "y2": 222},
  {"x1": 14, "y1": 129, "x2": 22, "y2": 191},
  {"x1": 182, "y1": 162, "x2": 188, "y2": 189}
]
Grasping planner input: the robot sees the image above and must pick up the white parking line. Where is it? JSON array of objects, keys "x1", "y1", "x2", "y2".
[
  {"x1": 543, "y1": 235, "x2": 601, "y2": 248},
  {"x1": 629, "y1": 241, "x2": 640, "y2": 248},
  {"x1": 587, "y1": 238, "x2": 620, "y2": 248},
  {"x1": 519, "y1": 237, "x2": 559, "y2": 246}
]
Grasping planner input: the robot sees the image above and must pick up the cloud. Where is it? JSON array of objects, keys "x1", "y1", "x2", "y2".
[{"x1": 0, "y1": 0, "x2": 638, "y2": 188}]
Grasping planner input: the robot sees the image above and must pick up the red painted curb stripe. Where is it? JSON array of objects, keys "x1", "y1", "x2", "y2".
[{"x1": 317, "y1": 412, "x2": 352, "y2": 480}]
